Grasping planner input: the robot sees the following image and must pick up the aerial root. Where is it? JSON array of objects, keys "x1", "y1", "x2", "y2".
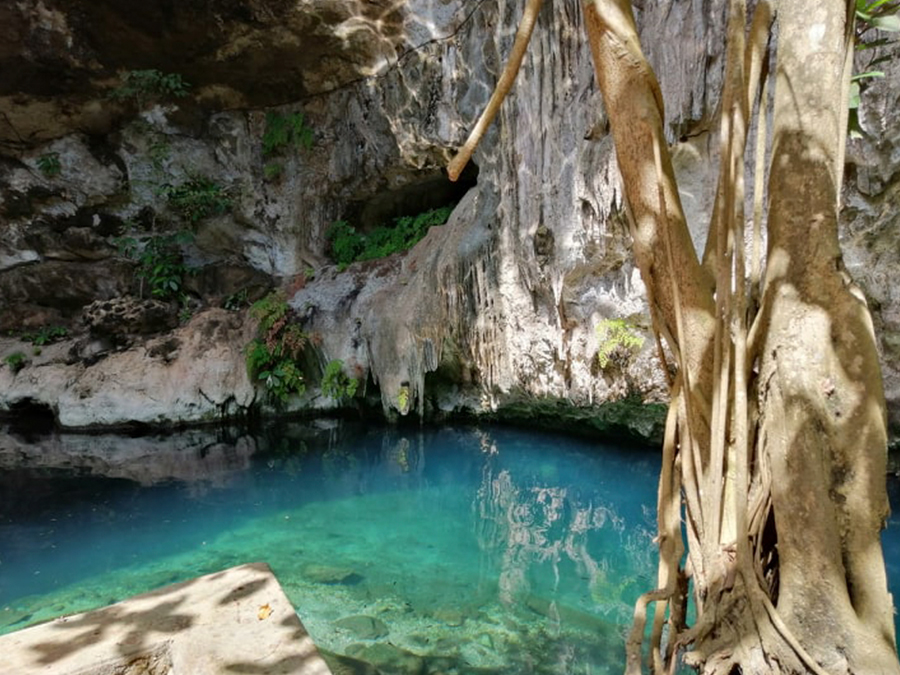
[{"x1": 447, "y1": 0, "x2": 544, "y2": 181}]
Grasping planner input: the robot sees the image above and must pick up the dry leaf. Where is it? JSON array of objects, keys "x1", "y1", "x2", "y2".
[{"x1": 257, "y1": 603, "x2": 272, "y2": 620}]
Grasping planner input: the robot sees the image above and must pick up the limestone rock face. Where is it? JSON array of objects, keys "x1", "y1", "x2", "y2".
[
  {"x1": 1, "y1": 0, "x2": 900, "y2": 435},
  {"x1": 0, "y1": 309, "x2": 256, "y2": 428}
]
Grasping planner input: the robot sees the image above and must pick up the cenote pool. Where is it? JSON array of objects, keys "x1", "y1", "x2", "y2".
[{"x1": 1, "y1": 422, "x2": 898, "y2": 674}]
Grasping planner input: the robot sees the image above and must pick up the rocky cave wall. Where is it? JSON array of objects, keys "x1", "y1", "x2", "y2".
[{"x1": 1, "y1": 0, "x2": 900, "y2": 439}]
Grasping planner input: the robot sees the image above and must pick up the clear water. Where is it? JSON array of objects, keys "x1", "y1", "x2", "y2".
[{"x1": 0, "y1": 422, "x2": 898, "y2": 674}]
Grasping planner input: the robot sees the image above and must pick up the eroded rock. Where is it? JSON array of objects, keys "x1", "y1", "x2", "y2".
[
  {"x1": 0, "y1": 308, "x2": 256, "y2": 428},
  {"x1": 83, "y1": 296, "x2": 178, "y2": 340}
]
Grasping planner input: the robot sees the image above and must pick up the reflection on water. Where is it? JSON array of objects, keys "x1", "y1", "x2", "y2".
[{"x1": 0, "y1": 422, "x2": 897, "y2": 674}]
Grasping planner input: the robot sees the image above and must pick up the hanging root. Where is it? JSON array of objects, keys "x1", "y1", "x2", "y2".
[{"x1": 447, "y1": 0, "x2": 544, "y2": 181}]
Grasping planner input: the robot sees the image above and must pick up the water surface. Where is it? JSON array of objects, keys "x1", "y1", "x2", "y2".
[{"x1": 0, "y1": 422, "x2": 897, "y2": 674}]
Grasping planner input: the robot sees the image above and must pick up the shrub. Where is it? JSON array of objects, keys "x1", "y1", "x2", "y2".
[
  {"x1": 326, "y1": 204, "x2": 455, "y2": 268},
  {"x1": 114, "y1": 230, "x2": 195, "y2": 301},
  {"x1": 4, "y1": 352, "x2": 27, "y2": 374},
  {"x1": 321, "y1": 359, "x2": 359, "y2": 401},
  {"x1": 159, "y1": 177, "x2": 232, "y2": 223},
  {"x1": 245, "y1": 292, "x2": 308, "y2": 402},
  {"x1": 109, "y1": 69, "x2": 190, "y2": 108}
]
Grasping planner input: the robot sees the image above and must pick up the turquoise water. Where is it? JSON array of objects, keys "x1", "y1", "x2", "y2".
[{"x1": 0, "y1": 423, "x2": 897, "y2": 674}]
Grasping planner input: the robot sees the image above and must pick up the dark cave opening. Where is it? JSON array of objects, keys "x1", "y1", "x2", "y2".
[
  {"x1": 2, "y1": 398, "x2": 58, "y2": 438},
  {"x1": 344, "y1": 163, "x2": 479, "y2": 231}
]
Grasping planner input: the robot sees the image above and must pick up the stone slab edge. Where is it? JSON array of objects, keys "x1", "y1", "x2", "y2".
[{"x1": 0, "y1": 562, "x2": 333, "y2": 675}]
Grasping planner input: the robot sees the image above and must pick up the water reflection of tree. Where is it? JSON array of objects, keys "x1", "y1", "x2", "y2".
[{"x1": 472, "y1": 431, "x2": 655, "y2": 627}]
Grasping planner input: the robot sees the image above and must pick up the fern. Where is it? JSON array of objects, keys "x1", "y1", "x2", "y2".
[
  {"x1": 263, "y1": 112, "x2": 314, "y2": 156},
  {"x1": 596, "y1": 319, "x2": 645, "y2": 369}
]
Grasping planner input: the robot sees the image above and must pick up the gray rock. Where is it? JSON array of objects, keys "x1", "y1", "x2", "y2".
[
  {"x1": 302, "y1": 564, "x2": 363, "y2": 585},
  {"x1": 345, "y1": 643, "x2": 425, "y2": 675},
  {"x1": 335, "y1": 615, "x2": 389, "y2": 640}
]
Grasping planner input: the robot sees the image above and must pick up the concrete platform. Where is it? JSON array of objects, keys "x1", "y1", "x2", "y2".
[{"x1": 0, "y1": 562, "x2": 333, "y2": 675}]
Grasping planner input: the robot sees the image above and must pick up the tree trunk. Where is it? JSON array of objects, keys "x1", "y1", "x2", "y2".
[
  {"x1": 583, "y1": 0, "x2": 900, "y2": 672},
  {"x1": 448, "y1": 0, "x2": 900, "y2": 670},
  {"x1": 755, "y1": 1, "x2": 898, "y2": 671}
]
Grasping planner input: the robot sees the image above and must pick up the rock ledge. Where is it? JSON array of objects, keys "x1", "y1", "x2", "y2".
[{"x1": 0, "y1": 562, "x2": 332, "y2": 675}]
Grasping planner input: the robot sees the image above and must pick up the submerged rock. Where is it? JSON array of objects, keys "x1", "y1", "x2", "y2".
[
  {"x1": 335, "y1": 615, "x2": 389, "y2": 640},
  {"x1": 302, "y1": 564, "x2": 363, "y2": 586},
  {"x1": 345, "y1": 642, "x2": 425, "y2": 675}
]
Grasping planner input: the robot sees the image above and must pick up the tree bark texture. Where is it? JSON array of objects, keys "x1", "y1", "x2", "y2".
[
  {"x1": 583, "y1": 0, "x2": 900, "y2": 672},
  {"x1": 448, "y1": 0, "x2": 900, "y2": 670}
]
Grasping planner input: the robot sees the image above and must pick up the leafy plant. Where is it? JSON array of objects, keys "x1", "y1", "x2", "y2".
[
  {"x1": 114, "y1": 230, "x2": 195, "y2": 300},
  {"x1": 262, "y1": 111, "x2": 314, "y2": 156},
  {"x1": 245, "y1": 292, "x2": 308, "y2": 402},
  {"x1": 109, "y1": 69, "x2": 190, "y2": 108},
  {"x1": 37, "y1": 153, "x2": 61, "y2": 177},
  {"x1": 159, "y1": 177, "x2": 232, "y2": 223},
  {"x1": 178, "y1": 299, "x2": 193, "y2": 324},
  {"x1": 264, "y1": 161, "x2": 284, "y2": 180},
  {"x1": 397, "y1": 385, "x2": 411, "y2": 414},
  {"x1": 850, "y1": 0, "x2": 900, "y2": 137},
  {"x1": 23, "y1": 325, "x2": 68, "y2": 346},
  {"x1": 326, "y1": 204, "x2": 455, "y2": 268},
  {"x1": 4, "y1": 352, "x2": 27, "y2": 374},
  {"x1": 326, "y1": 220, "x2": 365, "y2": 267},
  {"x1": 595, "y1": 318, "x2": 645, "y2": 369},
  {"x1": 148, "y1": 138, "x2": 171, "y2": 171},
  {"x1": 223, "y1": 288, "x2": 250, "y2": 311},
  {"x1": 321, "y1": 359, "x2": 359, "y2": 401}
]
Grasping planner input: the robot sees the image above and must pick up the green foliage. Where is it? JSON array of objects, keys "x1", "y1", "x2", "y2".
[
  {"x1": 4, "y1": 352, "x2": 27, "y2": 373},
  {"x1": 397, "y1": 385, "x2": 410, "y2": 413},
  {"x1": 326, "y1": 221, "x2": 365, "y2": 267},
  {"x1": 321, "y1": 359, "x2": 359, "y2": 401},
  {"x1": 857, "y1": 0, "x2": 900, "y2": 31},
  {"x1": 326, "y1": 205, "x2": 455, "y2": 268},
  {"x1": 245, "y1": 292, "x2": 308, "y2": 402},
  {"x1": 109, "y1": 69, "x2": 190, "y2": 108},
  {"x1": 223, "y1": 288, "x2": 250, "y2": 311},
  {"x1": 114, "y1": 230, "x2": 195, "y2": 300},
  {"x1": 595, "y1": 318, "x2": 645, "y2": 370},
  {"x1": 178, "y1": 299, "x2": 193, "y2": 324},
  {"x1": 262, "y1": 111, "x2": 314, "y2": 156},
  {"x1": 159, "y1": 177, "x2": 232, "y2": 223},
  {"x1": 249, "y1": 291, "x2": 289, "y2": 332},
  {"x1": 37, "y1": 153, "x2": 61, "y2": 177},
  {"x1": 264, "y1": 161, "x2": 284, "y2": 180},
  {"x1": 148, "y1": 138, "x2": 171, "y2": 171},
  {"x1": 22, "y1": 325, "x2": 68, "y2": 346},
  {"x1": 851, "y1": 0, "x2": 900, "y2": 137}
]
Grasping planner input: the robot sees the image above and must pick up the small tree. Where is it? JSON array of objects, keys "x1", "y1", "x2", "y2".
[{"x1": 449, "y1": 0, "x2": 900, "y2": 673}]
